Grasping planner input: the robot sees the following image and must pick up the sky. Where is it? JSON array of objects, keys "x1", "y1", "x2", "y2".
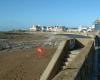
[{"x1": 0, "y1": 0, "x2": 100, "y2": 31}]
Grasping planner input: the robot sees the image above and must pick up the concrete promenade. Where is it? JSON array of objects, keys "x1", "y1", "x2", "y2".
[{"x1": 40, "y1": 37, "x2": 96, "y2": 80}]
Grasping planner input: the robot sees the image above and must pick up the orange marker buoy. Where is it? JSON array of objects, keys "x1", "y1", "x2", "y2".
[{"x1": 35, "y1": 46, "x2": 45, "y2": 57}]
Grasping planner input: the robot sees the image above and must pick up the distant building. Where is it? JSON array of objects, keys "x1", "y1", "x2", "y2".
[
  {"x1": 29, "y1": 25, "x2": 37, "y2": 31},
  {"x1": 67, "y1": 28, "x2": 79, "y2": 32},
  {"x1": 78, "y1": 25, "x2": 95, "y2": 32},
  {"x1": 29, "y1": 25, "x2": 65, "y2": 32},
  {"x1": 29, "y1": 25, "x2": 42, "y2": 31},
  {"x1": 41, "y1": 26, "x2": 47, "y2": 32},
  {"x1": 78, "y1": 26, "x2": 87, "y2": 32},
  {"x1": 94, "y1": 18, "x2": 100, "y2": 33},
  {"x1": 46, "y1": 26, "x2": 63, "y2": 32}
]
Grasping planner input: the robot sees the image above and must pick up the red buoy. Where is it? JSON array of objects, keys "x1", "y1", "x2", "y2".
[{"x1": 35, "y1": 46, "x2": 45, "y2": 57}]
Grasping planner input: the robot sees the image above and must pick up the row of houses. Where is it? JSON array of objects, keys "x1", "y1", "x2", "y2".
[
  {"x1": 29, "y1": 25, "x2": 66, "y2": 32},
  {"x1": 29, "y1": 25, "x2": 95, "y2": 32}
]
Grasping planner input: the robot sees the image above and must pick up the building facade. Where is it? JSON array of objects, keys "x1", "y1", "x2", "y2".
[{"x1": 95, "y1": 19, "x2": 100, "y2": 33}]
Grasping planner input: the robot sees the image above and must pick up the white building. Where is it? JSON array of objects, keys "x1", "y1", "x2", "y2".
[
  {"x1": 78, "y1": 25, "x2": 95, "y2": 32},
  {"x1": 29, "y1": 25, "x2": 36, "y2": 31},
  {"x1": 67, "y1": 28, "x2": 79, "y2": 32},
  {"x1": 78, "y1": 25, "x2": 87, "y2": 32},
  {"x1": 29, "y1": 25, "x2": 64, "y2": 32}
]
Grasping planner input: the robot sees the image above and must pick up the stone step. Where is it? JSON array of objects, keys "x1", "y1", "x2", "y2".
[
  {"x1": 67, "y1": 58, "x2": 73, "y2": 62},
  {"x1": 70, "y1": 50, "x2": 80, "y2": 55},
  {"x1": 62, "y1": 66, "x2": 67, "y2": 70},
  {"x1": 69, "y1": 54, "x2": 77, "y2": 58},
  {"x1": 64, "y1": 62, "x2": 69, "y2": 66}
]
